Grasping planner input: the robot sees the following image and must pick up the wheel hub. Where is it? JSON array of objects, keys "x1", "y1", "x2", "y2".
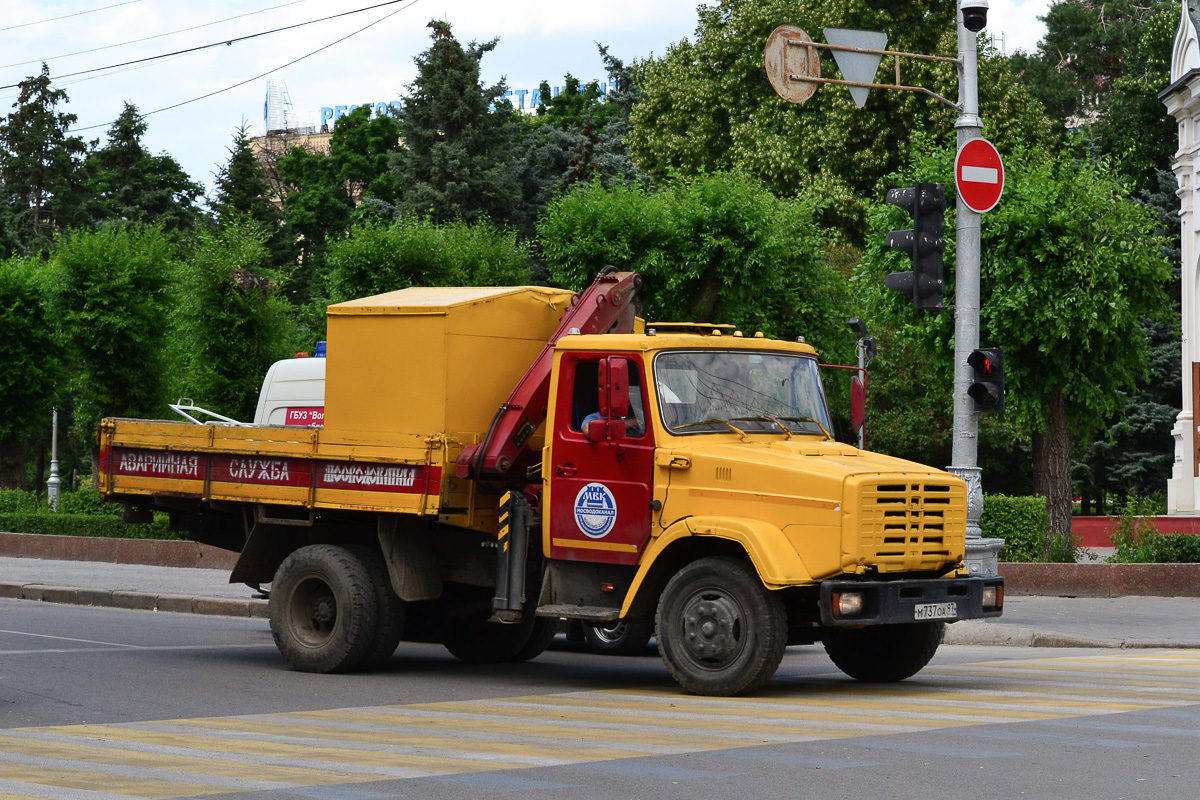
[
  {"x1": 682, "y1": 595, "x2": 742, "y2": 663},
  {"x1": 311, "y1": 596, "x2": 336, "y2": 629}
]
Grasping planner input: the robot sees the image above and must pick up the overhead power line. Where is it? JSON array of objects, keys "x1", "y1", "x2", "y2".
[
  {"x1": 72, "y1": 0, "x2": 421, "y2": 132},
  {"x1": 0, "y1": 1, "x2": 142, "y2": 33},
  {"x1": 0, "y1": 0, "x2": 412, "y2": 90},
  {"x1": 1, "y1": 0, "x2": 314, "y2": 72}
]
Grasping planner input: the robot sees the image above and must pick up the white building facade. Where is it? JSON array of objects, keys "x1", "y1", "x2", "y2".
[{"x1": 1163, "y1": 0, "x2": 1200, "y2": 514}]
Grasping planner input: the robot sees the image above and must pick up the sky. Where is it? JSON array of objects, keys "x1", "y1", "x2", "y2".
[{"x1": 2, "y1": 0, "x2": 1053, "y2": 196}]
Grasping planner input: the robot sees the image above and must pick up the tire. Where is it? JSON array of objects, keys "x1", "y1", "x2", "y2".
[
  {"x1": 655, "y1": 557, "x2": 788, "y2": 696},
  {"x1": 822, "y1": 622, "x2": 945, "y2": 682},
  {"x1": 582, "y1": 620, "x2": 654, "y2": 656},
  {"x1": 346, "y1": 545, "x2": 406, "y2": 671},
  {"x1": 269, "y1": 544, "x2": 378, "y2": 674},
  {"x1": 443, "y1": 609, "x2": 544, "y2": 664},
  {"x1": 511, "y1": 616, "x2": 561, "y2": 662}
]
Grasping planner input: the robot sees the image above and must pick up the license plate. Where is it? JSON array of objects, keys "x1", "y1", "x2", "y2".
[{"x1": 914, "y1": 602, "x2": 958, "y2": 620}]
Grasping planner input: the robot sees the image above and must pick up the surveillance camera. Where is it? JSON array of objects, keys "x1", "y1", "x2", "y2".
[{"x1": 961, "y1": 0, "x2": 988, "y2": 32}]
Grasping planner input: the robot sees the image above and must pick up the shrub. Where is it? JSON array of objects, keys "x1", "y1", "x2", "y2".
[
  {"x1": 54, "y1": 488, "x2": 122, "y2": 516},
  {"x1": 1109, "y1": 497, "x2": 1200, "y2": 563},
  {"x1": 0, "y1": 489, "x2": 40, "y2": 514},
  {"x1": 981, "y1": 494, "x2": 1047, "y2": 562},
  {"x1": 0, "y1": 513, "x2": 177, "y2": 539},
  {"x1": 0, "y1": 488, "x2": 175, "y2": 539}
]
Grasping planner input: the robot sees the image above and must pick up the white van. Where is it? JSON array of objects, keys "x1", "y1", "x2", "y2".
[{"x1": 253, "y1": 346, "x2": 326, "y2": 427}]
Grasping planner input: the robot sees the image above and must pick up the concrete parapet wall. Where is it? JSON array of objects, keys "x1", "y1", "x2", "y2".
[
  {"x1": 0, "y1": 531, "x2": 238, "y2": 570},
  {"x1": 1001, "y1": 562, "x2": 1200, "y2": 597}
]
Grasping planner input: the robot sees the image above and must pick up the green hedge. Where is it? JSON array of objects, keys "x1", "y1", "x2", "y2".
[
  {"x1": 0, "y1": 489, "x2": 40, "y2": 514},
  {"x1": 0, "y1": 513, "x2": 178, "y2": 540},
  {"x1": 0, "y1": 488, "x2": 178, "y2": 540},
  {"x1": 980, "y1": 493, "x2": 1047, "y2": 562},
  {"x1": 0, "y1": 488, "x2": 122, "y2": 516}
]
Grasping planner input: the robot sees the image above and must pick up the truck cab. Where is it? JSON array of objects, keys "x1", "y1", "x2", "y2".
[{"x1": 533, "y1": 326, "x2": 993, "y2": 694}]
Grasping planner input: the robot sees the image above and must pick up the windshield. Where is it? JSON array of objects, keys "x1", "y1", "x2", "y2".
[{"x1": 653, "y1": 350, "x2": 832, "y2": 436}]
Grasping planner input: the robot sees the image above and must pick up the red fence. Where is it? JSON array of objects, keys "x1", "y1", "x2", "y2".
[{"x1": 1072, "y1": 515, "x2": 1200, "y2": 548}]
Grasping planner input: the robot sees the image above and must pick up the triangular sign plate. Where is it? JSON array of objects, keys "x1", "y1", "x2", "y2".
[{"x1": 823, "y1": 27, "x2": 887, "y2": 108}]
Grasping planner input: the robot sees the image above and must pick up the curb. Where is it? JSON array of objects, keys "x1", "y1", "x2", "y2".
[
  {"x1": 0, "y1": 581, "x2": 269, "y2": 619},
  {"x1": 943, "y1": 621, "x2": 1200, "y2": 649}
]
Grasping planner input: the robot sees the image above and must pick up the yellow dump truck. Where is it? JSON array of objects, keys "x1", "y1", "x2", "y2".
[{"x1": 96, "y1": 270, "x2": 1003, "y2": 696}]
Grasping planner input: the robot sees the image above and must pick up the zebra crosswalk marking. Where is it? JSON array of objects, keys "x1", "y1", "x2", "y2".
[{"x1": 0, "y1": 650, "x2": 1196, "y2": 799}]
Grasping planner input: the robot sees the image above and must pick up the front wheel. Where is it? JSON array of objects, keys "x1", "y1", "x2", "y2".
[
  {"x1": 269, "y1": 544, "x2": 378, "y2": 673},
  {"x1": 582, "y1": 620, "x2": 654, "y2": 656},
  {"x1": 822, "y1": 622, "x2": 945, "y2": 682},
  {"x1": 656, "y1": 557, "x2": 787, "y2": 696}
]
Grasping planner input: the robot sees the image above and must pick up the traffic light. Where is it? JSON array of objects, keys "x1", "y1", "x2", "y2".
[
  {"x1": 883, "y1": 182, "x2": 946, "y2": 310},
  {"x1": 967, "y1": 348, "x2": 1005, "y2": 413}
]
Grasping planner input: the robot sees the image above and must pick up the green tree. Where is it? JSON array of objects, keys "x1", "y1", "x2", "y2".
[
  {"x1": 627, "y1": 0, "x2": 1058, "y2": 230},
  {"x1": 0, "y1": 257, "x2": 62, "y2": 487},
  {"x1": 45, "y1": 225, "x2": 177, "y2": 436},
  {"x1": 1075, "y1": 168, "x2": 1182, "y2": 512},
  {"x1": 539, "y1": 171, "x2": 851, "y2": 361},
  {"x1": 278, "y1": 104, "x2": 400, "y2": 300},
  {"x1": 1011, "y1": 0, "x2": 1177, "y2": 194},
  {"x1": 0, "y1": 64, "x2": 89, "y2": 252},
  {"x1": 170, "y1": 216, "x2": 293, "y2": 420},
  {"x1": 532, "y1": 74, "x2": 624, "y2": 130},
  {"x1": 508, "y1": 51, "x2": 646, "y2": 240},
  {"x1": 210, "y1": 123, "x2": 296, "y2": 269},
  {"x1": 325, "y1": 216, "x2": 530, "y2": 303},
  {"x1": 85, "y1": 102, "x2": 202, "y2": 232},
  {"x1": 390, "y1": 20, "x2": 518, "y2": 225},
  {"x1": 858, "y1": 143, "x2": 1173, "y2": 552}
]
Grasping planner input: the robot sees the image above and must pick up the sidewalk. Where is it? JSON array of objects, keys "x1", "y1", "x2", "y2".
[
  {"x1": 1, "y1": 554, "x2": 1198, "y2": 649},
  {"x1": 0, "y1": 556, "x2": 267, "y2": 618}
]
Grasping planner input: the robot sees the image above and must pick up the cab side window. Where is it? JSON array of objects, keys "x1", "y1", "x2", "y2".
[{"x1": 570, "y1": 357, "x2": 647, "y2": 437}]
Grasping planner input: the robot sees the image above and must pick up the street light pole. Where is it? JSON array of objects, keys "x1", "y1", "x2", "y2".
[
  {"x1": 948, "y1": 5, "x2": 1003, "y2": 575},
  {"x1": 47, "y1": 407, "x2": 61, "y2": 512}
]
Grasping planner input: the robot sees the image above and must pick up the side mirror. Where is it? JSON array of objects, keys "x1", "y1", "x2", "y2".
[
  {"x1": 598, "y1": 357, "x2": 630, "y2": 419},
  {"x1": 586, "y1": 417, "x2": 626, "y2": 443},
  {"x1": 850, "y1": 375, "x2": 866, "y2": 432}
]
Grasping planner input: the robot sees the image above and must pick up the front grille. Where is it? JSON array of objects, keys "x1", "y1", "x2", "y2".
[{"x1": 854, "y1": 479, "x2": 966, "y2": 572}]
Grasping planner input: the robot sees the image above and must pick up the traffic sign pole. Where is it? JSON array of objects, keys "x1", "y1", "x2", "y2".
[{"x1": 947, "y1": 5, "x2": 1003, "y2": 576}]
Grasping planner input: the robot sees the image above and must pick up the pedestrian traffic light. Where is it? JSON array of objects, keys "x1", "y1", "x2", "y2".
[
  {"x1": 883, "y1": 182, "x2": 946, "y2": 310},
  {"x1": 967, "y1": 347, "x2": 1005, "y2": 413}
]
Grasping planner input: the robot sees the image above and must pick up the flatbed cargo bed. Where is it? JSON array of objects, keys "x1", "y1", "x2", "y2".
[{"x1": 98, "y1": 418, "x2": 444, "y2": 516}]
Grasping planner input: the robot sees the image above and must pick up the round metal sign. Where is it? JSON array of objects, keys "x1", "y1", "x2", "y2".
[
  {"x1": 955, "y1": 138, "x2": 1005, "y2": 214},
  {"x1": 765, "y1": 25, "x2": 820, "y2": 104}
]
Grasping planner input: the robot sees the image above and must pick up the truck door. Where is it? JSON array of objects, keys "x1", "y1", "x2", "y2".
[{"x1": 548, "y1": 353, "x2": 654, "y2": 566}]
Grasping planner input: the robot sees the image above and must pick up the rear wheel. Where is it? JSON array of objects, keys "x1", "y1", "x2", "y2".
[
  {"x1": 656, "y1": 557, "x2": 787, "y2": 696},
  {"x1": 582, "y1": 620, "x2": 654, "y2": 655},
  {"x1": 822, "y1": 622, "x2": 945, "y2": 682},
  {"x1": 347, "y1": 545, "x2": 406, "y2": 671},
  {"x1": 269, "y1": 544, "x2": 378, "y2": 673}
]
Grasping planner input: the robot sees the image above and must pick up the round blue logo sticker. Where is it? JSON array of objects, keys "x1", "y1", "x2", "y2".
[{"x1": 573, "y1": 482, "x2": 618, "y2": 538}]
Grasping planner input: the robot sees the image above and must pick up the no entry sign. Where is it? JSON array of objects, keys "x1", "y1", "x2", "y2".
[{"x1": 955, "y1": 138, "x2": 1005, "y2": 214}]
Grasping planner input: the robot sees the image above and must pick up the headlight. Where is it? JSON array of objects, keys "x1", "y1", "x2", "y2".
[
  {"x1": 982, "y1": 584, "x2": 1003, "y2": 610},
  {"x1": 832, "y1": 591, "x2": 865, "y2": 617}
]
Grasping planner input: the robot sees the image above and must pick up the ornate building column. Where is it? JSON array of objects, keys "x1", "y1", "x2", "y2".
[{"x1": 1162, "y1": 0, "x2": 1200, "y2": 515}]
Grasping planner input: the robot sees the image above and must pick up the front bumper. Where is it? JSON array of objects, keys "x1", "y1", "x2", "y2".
[{"x1": 819, "y1": 576, "x2": 1004, "y2": 627}]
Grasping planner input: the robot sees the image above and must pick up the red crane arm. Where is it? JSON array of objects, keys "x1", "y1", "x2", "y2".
[{"x1": 455, "y1": 269, "x2": 641, "y2": 482}]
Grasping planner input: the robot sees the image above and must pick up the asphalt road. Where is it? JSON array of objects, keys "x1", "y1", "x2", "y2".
[{"x1": 0, "y1": 599, "x2": 1198, "y2": 799}]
